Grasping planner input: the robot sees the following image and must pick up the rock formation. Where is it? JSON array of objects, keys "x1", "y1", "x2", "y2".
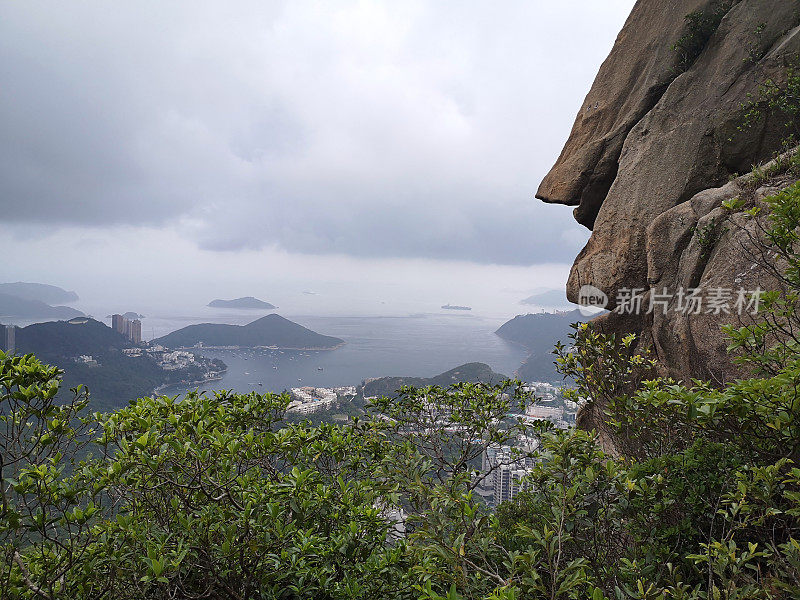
[{"x1": 539, "y1": 0, "x2": 800, "y2": 383}]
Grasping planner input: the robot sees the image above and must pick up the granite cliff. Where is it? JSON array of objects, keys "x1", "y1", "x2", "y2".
[{"x1": 539, "y1": 0, "x2": 800, "y2": 383}]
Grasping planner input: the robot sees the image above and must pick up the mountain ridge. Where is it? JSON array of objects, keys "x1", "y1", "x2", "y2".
[
  {"x1": 154, "y1": 314, "x2": 343, "y2": 350},
  {"x1": 495, "y1": 310, "x2": 594, "y2": 383},
  {"x1": 361, "y1": 362, "x2": 508, "y2": 398},
  {"x1": 0, "y1": 293, "x2": 84, "y2": 320},
  {"x1": 0, "y1": 282, "x2": 79, "y2": 304}
]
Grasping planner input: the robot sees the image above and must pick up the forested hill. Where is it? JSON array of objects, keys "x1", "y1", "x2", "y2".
[
  {"x1": 154, "y1": 314, "x2": 344, "y2": 350},
  {"x1": 495, "y1": 310, "x2": 586, "y2": 347},
  {"x1": 14, "y1": 319, "x2": 164, "y2": 410},
  {"x1": 16, "y1": 318, "x2": 131, "y2": 357},
  {"x1": 14, "y1": 318, "x2": 229, "y2": 411},
  {"x1": 495, "y1": 310, "x2": 594, "y2": 382},
  {"x1": 362, "y1": 362, "x2": 508, "y2": 398}
]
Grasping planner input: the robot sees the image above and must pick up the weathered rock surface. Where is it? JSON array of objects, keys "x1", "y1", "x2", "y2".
[
  {"x1": 538, "y1": 0, "x2": 719, "y2": 228},
  {"x1": 539, "y1": 0, "x2": 800, "y2": 382},
  {"x1": 645, "y1": 166, "x2": 793, "y2": 383}
]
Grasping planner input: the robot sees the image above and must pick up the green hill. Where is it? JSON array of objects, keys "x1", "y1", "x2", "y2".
[
  {"x1": 14, "y1": 319, "x2": 157, "y2": 409},
  {"x1": 154, "y1": 314, "x2": 343, "y2": 350},
  {"x1": 14, "y1": 318, "x2": 225, "y2": 410},
  {"x1": 16, "y1": 318, "x2": 131, "y2": 357},
  {"x1": 362, "y1": 362, "x2": 508, "y2": 398},
  {"x1": 495, "y1": 310, "x2": 595, "y2": 383}
]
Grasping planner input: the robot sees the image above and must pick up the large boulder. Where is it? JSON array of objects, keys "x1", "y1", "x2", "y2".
[
  {"x1": 539, "y1": 0, "x2": 800, "y2": 382},
  {"x1": 645, "y1": 166, "x2": 793, "y2": 383},
  {"x1": 538, "y1": 0, "x2": 719, "y2": 228}
]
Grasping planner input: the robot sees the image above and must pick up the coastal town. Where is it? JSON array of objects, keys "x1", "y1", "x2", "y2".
[{"x1": 288, "y1": 385, "x2": 358, "y2": 414}]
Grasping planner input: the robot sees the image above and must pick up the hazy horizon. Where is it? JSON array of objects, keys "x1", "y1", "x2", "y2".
[{"x1": 1, "y1": 1, "x2": 637, "y2": 313}]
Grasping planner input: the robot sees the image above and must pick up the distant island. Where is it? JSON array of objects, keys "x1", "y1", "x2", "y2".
[
  {"x1": 361, "y1": 362, "x2": 507, "y2": 398},
  {"x1": 520, "y1": 289, "x2": 574, "y2": 308},
  {"x1": 154, "y1": 314, "x2": 344, "y2": 350},
  {"x1": 0, "y1": 281, "x2": 79, "y2": 304},
  {"x1": 208, "y1": 297, "x2": 276, "y2": 309},
  {"x1": 0, "y1": 292, "x2": 84, "y2": 320},
  {"x1": 441, "y1": 304, "x2": 472, "y2": 311}
]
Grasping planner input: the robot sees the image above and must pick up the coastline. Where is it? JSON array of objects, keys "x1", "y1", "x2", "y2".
[
  {"x1": 173, "y1": 342, "x2": 346, "y2": 352},
  {"x1": 152, "y1": 374, "x2": 225, "y2": 396}
]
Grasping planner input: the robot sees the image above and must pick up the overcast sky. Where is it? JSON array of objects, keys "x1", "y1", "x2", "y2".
[{"x1": 0, "y1": 1, "x2": 635, "y2": 317}]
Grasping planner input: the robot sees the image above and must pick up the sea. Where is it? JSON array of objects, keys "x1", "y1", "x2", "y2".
[{"x1": 147, "y1": 312, "x2": 529, "y2": 396}]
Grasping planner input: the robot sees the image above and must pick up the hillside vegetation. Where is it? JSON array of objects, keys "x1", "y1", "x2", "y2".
[
  {"x1": 362, "y1": 362, "x2": 508, "y2": 398},
  {"x1": 15, "y1": 319, "x2": 223, "y2": 411},
  {"x1": 495, "y1": 310, "x2": 594, "y2": 382}
]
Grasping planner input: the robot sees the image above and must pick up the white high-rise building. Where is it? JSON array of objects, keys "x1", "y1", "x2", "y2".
[
  {"x1": 0, "y1": 324, "x2": 16, "y2": 353},
  {"x1": 481, "y1": 443, "x2": 538, "y2": 507}
]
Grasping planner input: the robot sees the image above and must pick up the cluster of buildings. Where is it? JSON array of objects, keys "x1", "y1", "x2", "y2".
[
  {"x1": 0, "y1": 324, "x2": 16, "y2": 353},
  {"x1": 475, "y1": 384, "x2": 577, "y2": 507},
  {"x1": 288, "y1": 386, "x2": 357, "y2": 415},
  {"x1": 124, "y1": 344, "x2": 207, "y2": 372},
  {"x1": 522, "y1": 404, "x2": 571, "y2": 429},
  {"x1": 480, "y1": 442, "x2": 540, "y2": 506},
  {"x1": 522, "y1": 382, "x2": 576, "y2": 428},
  {"x1": 157, "y1": 350, "x2": 201, "y2": 371},
  {"x1": 112, "y1": 314, "x2": 142, "y2": 344},
  {"x1": 75, "y1": 354, "x2": 98, "y2": 366},
  {"x1": 123, "y1": 344, "x2": 227, "y2": 389}
]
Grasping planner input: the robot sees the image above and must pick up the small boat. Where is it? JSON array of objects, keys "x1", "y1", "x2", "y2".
[
  {"x1": 258, "y1": 382, "x2": 263, "y2": 386},
  {"x1": 441, "y1": 304, "x2": 472, "y2": 311},
  {"x1": 317, "y1": 367, "x2": 323, "y2": 371}
]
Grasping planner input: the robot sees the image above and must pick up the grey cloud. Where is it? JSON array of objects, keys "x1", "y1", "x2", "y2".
[
  {"x1": 0, "y1": 0, "x2": 633, "y2": 265},
  {"x1": 193, "y1": 181, "x2": 588, "y2": 265}
]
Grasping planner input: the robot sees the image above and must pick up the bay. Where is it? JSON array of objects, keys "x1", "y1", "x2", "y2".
[{"x1": 159, "y1": 313, "x2": 528, "y2": 396}]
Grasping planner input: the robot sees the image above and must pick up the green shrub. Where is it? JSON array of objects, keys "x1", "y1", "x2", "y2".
[{"x1": 672, "y1": 2, "x2": 736, "y2": 73}]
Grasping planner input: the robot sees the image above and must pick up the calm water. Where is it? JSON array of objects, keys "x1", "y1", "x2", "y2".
[{"x1": 161, "y1": 313, "x2": 528, "y2": 396}]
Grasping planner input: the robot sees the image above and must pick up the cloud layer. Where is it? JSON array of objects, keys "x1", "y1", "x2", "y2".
[{"x1": 0, "y1": 1, "x2": 634, "y2": 265}]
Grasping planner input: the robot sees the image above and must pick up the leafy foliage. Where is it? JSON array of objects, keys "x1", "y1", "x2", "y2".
[
  {"x1": 0, "y1": 352, "x2": 102, "y2": 600},
  {"x1": 741, "y1": 66, "x2": 800, "y2": 149},
  {"x1": 672, "y1": 2, "x2": 736, "y2": 73}
]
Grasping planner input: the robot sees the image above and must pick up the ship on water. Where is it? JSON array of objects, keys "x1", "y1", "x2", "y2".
[{"x1": 441, "y1": 304, "x2": 472, "y2": 311}]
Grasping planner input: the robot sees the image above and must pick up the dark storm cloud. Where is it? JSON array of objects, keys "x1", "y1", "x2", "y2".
[{"x1": 0, "y1": 1, "x2": 633, "y2": 265}]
